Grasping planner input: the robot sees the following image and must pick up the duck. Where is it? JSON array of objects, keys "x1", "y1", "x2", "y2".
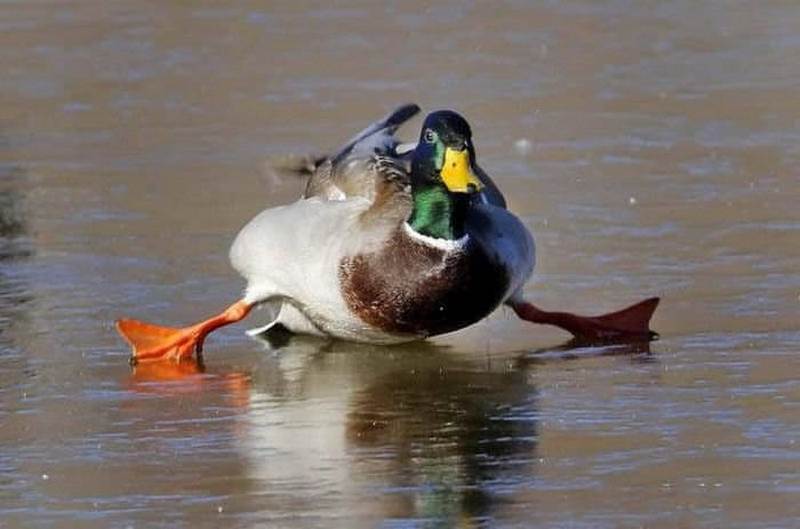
[{"x1": 117, "y1": 104, "x2": 659, "y2": 363}]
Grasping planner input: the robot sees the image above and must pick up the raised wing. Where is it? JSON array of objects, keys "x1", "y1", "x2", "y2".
[{"x1": 304, "y1": 104, "x2": 420, "y2": 201}]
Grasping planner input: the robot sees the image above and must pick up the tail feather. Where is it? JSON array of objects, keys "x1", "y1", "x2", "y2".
[{"x1": 264, "y1": 153, "x2": 328, "y2": 180}]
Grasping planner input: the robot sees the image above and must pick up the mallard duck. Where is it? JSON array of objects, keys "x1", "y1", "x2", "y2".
[{"x1": 117, "y1": 104, "x2": 659, "y2": 363}]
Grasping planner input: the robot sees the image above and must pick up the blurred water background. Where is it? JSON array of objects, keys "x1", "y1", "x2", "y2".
[{"x1": 0, "y1": 1, "x2": 798, "y2": 528}]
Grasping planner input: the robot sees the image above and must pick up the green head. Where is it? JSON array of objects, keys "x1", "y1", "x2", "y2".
[{"x1": 407, "y1": 110, "x2": 483, "y2": 240}]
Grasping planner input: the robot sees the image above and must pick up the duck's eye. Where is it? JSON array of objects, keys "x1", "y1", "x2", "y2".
[{"x1": 424, "y1": 129, "x2": 437, "y2": 144}]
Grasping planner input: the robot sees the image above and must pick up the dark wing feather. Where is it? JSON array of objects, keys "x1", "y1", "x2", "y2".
[
  {"x1": 330, "y1": 103, "x2": 421, "y2": 166},
  {"x1": 473, "y1": 163, "x2": 508, "y2": 209}
]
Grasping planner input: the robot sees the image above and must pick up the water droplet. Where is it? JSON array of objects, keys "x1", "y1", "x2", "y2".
[{"x1": 514, "y1": 138, "x2": 532, "y2": 156}]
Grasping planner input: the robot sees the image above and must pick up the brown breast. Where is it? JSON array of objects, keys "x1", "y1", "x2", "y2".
[{"x1": 338, "y1": 225, "x2": 509, "y2": 337}]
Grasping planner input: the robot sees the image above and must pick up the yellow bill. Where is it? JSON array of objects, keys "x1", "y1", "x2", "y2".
[{"x1": 441, "y1": 148, "x2": 483, "y2": 193}]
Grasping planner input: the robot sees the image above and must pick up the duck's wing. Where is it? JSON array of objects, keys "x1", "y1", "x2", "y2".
[
  {"x1": 473, "y1": 163, "x2": 507, "y2": 209},
  {"x1": 304, "y1": 103, "x2": 420, "y2": 201},
  {"x1": 330, "y1": 103, "x2": 420, "y2": 167}
]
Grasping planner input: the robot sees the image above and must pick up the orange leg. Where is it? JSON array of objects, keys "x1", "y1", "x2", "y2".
[
  {"x1": 509, "y1": 297, "x2": 660, "y2": 343},
  {"x1": 116, "y1": 300, "x2": 253, "y2": 364}
]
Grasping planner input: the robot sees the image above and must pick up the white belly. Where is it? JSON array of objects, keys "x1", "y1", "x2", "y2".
[{"x1": 229, "y1": 197, "x2": 415, "y2": 343}]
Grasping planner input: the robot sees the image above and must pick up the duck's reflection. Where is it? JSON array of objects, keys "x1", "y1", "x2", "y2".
[
  {"x1": 346, "y1": 362, "x2": 538, "y2": 525},
  {"x1": 120, "y1": 327, "x2": 655, "y2": 525},
  {"x1": 129, "y1": 357, "x2": 252, "y2": 408},
  {"x1": 124, "y1": 329, "x2": 653, "y2": 526},
  {"x1": 516, "y1": 337, "x2": 654, "y2": 367},
  {"x1": 239, "y1": 337, "x2": 538, "y2": 526}
]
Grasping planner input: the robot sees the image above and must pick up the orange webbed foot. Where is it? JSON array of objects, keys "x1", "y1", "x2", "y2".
[
  {"x1": 116, "y1": 300, "x2": 253, "y2": 364},
  {"x1": 510, "y1": 297, "x2": 660, "y2": 344},
  {"x1": 116, "y1": 319, "x2": 205, "y2": 364}
]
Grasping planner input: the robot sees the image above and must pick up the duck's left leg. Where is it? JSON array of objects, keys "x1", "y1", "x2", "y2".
[
  {"x1": 507, "y1": 296, "x2": 660, "y2": 343},
  {"x1": 116, "y1": 300, "x2": 253, "y2": 364}
]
